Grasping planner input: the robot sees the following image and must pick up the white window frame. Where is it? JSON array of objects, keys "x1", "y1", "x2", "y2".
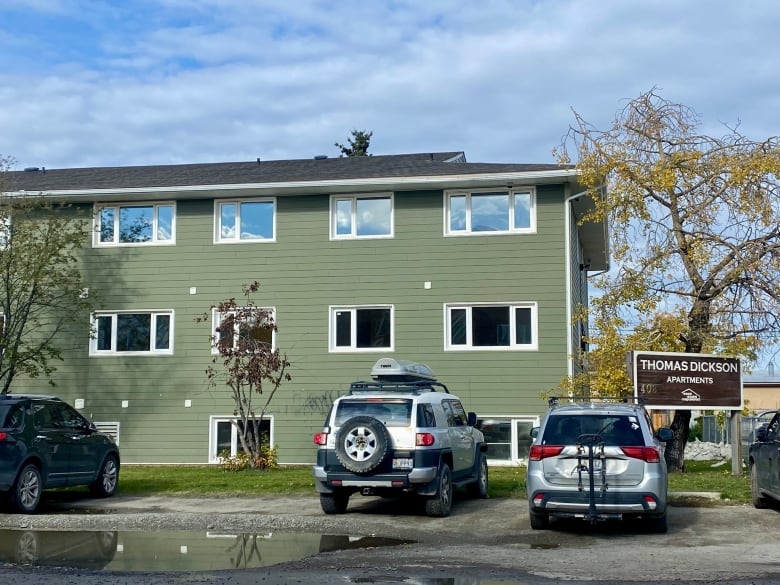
[
  {"x1": 214, "y1": 197, "x2": 277, "y2": 243},
  {"x1": 89, "y1": 310, "x2": 174, "y2": 356},
  {"x1": 444, "y1": 188, "x2": 536, "y2": 236},
  {"x1": 477, "y1": 415, "x2": 540, "y2": 466},
  {"x1": 444, "y1": 302, "x2": 538, "y2": 351},
  {"x1": 211, "y1": 307, "x2": 277, "y2": 355},
  {"x1": 329, "y1": 305, "x2": 394, "y2": 353},
  {"x1": 329, "y1": 193, "x2": 394, "y2": 240},
  {"x1": 208, "y1": 415, "x2": 274, "y2": 463},
  {"x1": 93, "y1": 202, "x2": 176, "y2": 247}
]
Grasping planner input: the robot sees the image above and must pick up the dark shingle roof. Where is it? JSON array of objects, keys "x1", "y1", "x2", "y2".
[{"x1": 6, "y1": 152, "x2": 572, "y2": 192}]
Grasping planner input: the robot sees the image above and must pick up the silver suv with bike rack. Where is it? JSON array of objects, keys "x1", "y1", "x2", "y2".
[
  {"x1": 312, "y1": 358, "x2": 488, "y2": 517},
  {"x1": 526, "y1": 396, "x2": 673, "y2": 532}
]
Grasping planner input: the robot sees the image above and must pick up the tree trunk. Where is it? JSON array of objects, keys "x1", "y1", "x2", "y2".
[{"x1": 665, "y1": 410, "x2": 691, "y2": 472}]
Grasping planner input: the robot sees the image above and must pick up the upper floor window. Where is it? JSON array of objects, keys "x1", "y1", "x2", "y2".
[
  {"x1": 445, "y1": 303, "x2": 537, "y2": 351},
  {"x1": 330, "y1": 194, "x2": 393, "y2": 239},
  {"x1": 211, "y1": 307, "x2": 276, "y2": 354},
  {"x1": 94, "y1": 203, "x2": 175, "y2": 246},
  {"x1": 445, "y1": 189, "x2": 535, "y2": 235},
  {"x1": 329, "y1": 305, "x2": 393, "y2": 352},
  {"x1": 215, "y1": 198, "x2": 276, "y2": 243},
  {"x1": 90, "y1": 310, "x2": 173, "y2": 355}
]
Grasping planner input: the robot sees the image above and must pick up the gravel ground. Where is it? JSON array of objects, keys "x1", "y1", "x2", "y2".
[{"x1": 0, "y1": 492, "x2": 778, "y2": 584}]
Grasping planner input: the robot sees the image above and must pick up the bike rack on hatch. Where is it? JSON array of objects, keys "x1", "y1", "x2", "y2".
[{"x1": 575, "y1": 433, "x2": 609, "y2": 524}]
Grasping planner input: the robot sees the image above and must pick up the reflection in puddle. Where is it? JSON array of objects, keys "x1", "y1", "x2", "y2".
[
  {"x1": 349, "y1": 575, "x2": 526, "y2": 585},
  {"x1": 0, "y1": 529, "x2": 413, "y2": 571}
]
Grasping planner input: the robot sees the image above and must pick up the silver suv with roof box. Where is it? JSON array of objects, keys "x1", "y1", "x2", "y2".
[
  {"x1": 312, "y1": 358, "x2": 488, "y2": 517},
  {"x1": 526, "y1": 396, "x2": 673, "y2": 532}
]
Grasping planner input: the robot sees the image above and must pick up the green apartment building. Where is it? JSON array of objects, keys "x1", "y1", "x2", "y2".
[{"x1": 6, "y1": 151, "x2": 608, "y2": 467}]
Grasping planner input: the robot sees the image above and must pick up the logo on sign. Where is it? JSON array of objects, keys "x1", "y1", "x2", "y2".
[{"x1": 681, "y1": 388, "x2": 701, "y2": 402}]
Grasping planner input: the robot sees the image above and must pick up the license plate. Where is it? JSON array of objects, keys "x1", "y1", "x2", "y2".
[
  {"x1": 393, "y1": 458, "x2": 413, "y2": 470},
  {"x1": 592, "y1": 460, "x2": 602, "y2": 472}
]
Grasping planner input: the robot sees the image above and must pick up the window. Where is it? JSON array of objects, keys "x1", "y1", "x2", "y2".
[
  {"x1": 215, "y1": 198, "x2": 276, "y2": 242},
  {"x1": 209, "y1": 416, "x2": 273, "y2": 463},
  {"x1": 445, "y1": 189, "x2": 535, "y2": 235},
  {"x1": 330, "y1": 194, "x2": 393, "y2": 239},
  {"x1": 445, "y1": 303, "x2": 537, "y2": 350},
  {"x1": 442, "y1": 400, "x2": 468, "y2": 427},
  {"x1": 329, "y1": 305, "x2": 393, "y2": 352},
  {"x1": 211, "y1": 307, "x2": 276, "y2": 354},
  {"x1": 94, "y1": 203, "x2": 175, "y2": 246},
  {"x1": 476, "y1": 417, "x2": 538, "y2": 465},
  {"x1": 90, "y1": 310, "x2": 173, "y2": 355},
  {"x1": 335, "y1": 399, "x2": 412, "y2": 427}
]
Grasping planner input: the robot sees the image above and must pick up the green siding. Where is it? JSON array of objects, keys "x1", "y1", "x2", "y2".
[{"x1": 17, "y1": 185, "x2": 576, "y2": 465}]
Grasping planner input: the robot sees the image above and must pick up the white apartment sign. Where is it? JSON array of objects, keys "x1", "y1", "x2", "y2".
[{"x1": 631, "y1": 351, "x2": 742, "y2": 410}]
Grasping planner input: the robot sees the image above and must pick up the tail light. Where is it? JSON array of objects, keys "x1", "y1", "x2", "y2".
[
  {"x1": 313, "y1": 433, "x2": 328, "y2": 446},
  {"x1": 0, "y1": 432, "x2": 6, "y2": 441},
  {"x1": 644, "y1": 495, "x2": 658, "y2": 510},
  {"x1": 621, "y1": 446, "x2": 661, "y2": 463},
  {"x1": 529, "y1": 445, "x2": 565, "y2": 461},
  {"x1": 416, "y1": 433, "x2": 435, "y2": 446}
]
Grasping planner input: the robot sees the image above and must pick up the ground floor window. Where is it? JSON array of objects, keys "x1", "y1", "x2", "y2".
[
  {"x1": 208, "y1": 415, "x2": 274, "y2": 463},
  {"x1": 476, "y1": 416, "x2": 538, "y2": 465}
]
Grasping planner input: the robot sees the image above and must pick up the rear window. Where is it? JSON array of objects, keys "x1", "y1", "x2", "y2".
[
  {"x1": 0, "y1": 404, "x2": 24, "y2": 429},
  {"x1": 335, "y1": 399, "x2": 413, "y2": 427},
  {"x1": 542, "y1": 414, "x2": 644, "y2": 446}
]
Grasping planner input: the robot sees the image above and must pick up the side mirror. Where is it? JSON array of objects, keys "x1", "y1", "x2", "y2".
[
  {"x1": 530, "y1": 427, "x2": 539, "y2": 439},
  {"x1": 656, "y1": 427, "x2": 673, "y2": 442},
  {"x1": 467, "y1": 412, "x2": 478, "y2": 427},
  {"x1": 755, "y1": 425, "x2": 768, "y2": 442}
]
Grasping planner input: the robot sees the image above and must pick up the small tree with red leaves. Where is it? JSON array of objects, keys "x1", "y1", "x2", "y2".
[{"x1": 197, "y1": 282, "x2": 291, "y2": 469}]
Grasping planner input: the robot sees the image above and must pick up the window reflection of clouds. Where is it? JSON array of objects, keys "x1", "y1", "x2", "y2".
[
  {"x1": 336, "y1": 199, "x2": 352, "y2": 235},
  {"x1": 218, "y1": 200, "x2": 274, "y2": 240},
  {"x1": 332, "y1": 196, "x2": 391, "y2": 238},
  {"x1": 157, "y1": 205, "x2": 173, "y2": 241},
  {"x1": 356, "y1": 198, "x2": 391, "y2": 236},
  {"x1": 446, "y1": 190, "x2": 534, "y2": 234},
  {"x1": 449, "y1": 195, "x2": 467, "y2": 231},
  {"x1": 239, "y1": 201, "x2": 274, "y2": 239},
  {"x1": 472, "y1": 193, "x2": 508, "y2": 232},
  {"x1": 514, "y1": 193, "x2": 531, "y2": 229},
  {"x1": 221, "y1": 203, "x2": 236, "y2": 238}
]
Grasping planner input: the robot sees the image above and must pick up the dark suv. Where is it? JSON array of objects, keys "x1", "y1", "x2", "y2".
[
  {"x1": 313, "y1": 358, "x2": 488, "y2": 517},
  {"x1": 749, "y1": 410, "x2": 780, "y2": 509},
  {"x1": 0, "y1": 394, "x2": 120, "y2": 513}
]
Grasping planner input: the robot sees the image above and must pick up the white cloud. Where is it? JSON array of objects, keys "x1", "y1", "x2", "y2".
[{"x1": 0, "y1": 0, "x2": 779, "y2": 168}]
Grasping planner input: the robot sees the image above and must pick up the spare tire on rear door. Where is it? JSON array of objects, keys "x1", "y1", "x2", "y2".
[{"x1": 335, "y1": 416, "x2": 390, "y2": 473}]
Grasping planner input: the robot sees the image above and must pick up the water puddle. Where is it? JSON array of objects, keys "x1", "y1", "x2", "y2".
[{"x1": 0, "y1": 528, "x2": 413, "y2": 571}]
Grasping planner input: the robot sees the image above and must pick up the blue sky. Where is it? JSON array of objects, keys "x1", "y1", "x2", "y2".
[{"x1": 1, "y1": 0, "x2": 779, "y2": 170}]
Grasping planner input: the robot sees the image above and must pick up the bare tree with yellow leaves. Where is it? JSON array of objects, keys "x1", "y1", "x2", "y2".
[{"x1": 558, "y1": 89, "x2": 780, "y2": 471}]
